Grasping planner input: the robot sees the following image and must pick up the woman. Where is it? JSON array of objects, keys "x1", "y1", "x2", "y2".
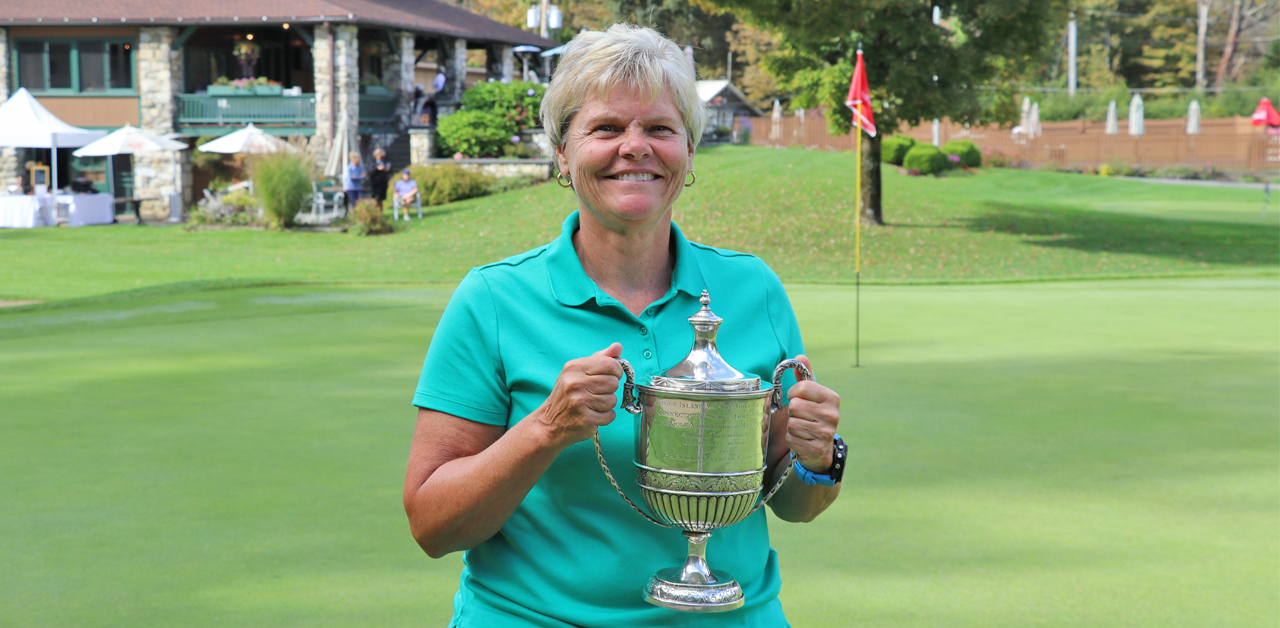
[
  {"x1": 369, "y1": 148, "x2": 392, "y2": 208},
  {"x1": 343, "y1": 152, "x2": 365, "y2": 209},
  {"x1": 405, "y1": 24, "x2": 843, "y2": 627}
]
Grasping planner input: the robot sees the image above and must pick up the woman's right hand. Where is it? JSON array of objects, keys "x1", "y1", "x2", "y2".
[{"x1": 531, "y1": 343, "x2": 625, "y2": 448}]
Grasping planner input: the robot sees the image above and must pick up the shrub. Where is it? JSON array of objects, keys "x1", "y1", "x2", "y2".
[
  {"x1": 437, "y1": 110, "x2": 519, "y2": 158},
  {"x1": 408, "y1": 164, "x2": 493, "y2": 206},
  {"x1": 713, "y1": 125, "x2": 732, "y2": 139},
  {"x1": 1097, "y1": 164, "x2": 1115, "y2": 177},
  {"x1": 983, "y1": 146, "x2": 1013, "y2": 168},
  {"x1": 460, "y1": 81, "x2": 546, "y2": 130},
  {"x1": 881, "y1": 135, "x2": 916, "y2": 165},
  {"x1": 902, "y1": 144, "x2": 949, "y2": 175},
  {"x1": 251, "y1": 152, "x2": 314, "y2": 228},
  {"x1": 941, "y1": 139, "x2": 982, "y2": 167},
  {"x1": 349, "y1": 198, "x2": 395, "y2": 236}
]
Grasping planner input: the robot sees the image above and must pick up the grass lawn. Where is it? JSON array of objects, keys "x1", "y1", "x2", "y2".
[
  {"x1": 1, "y1": 278, "x2": 1276, "y2": 627},
  {"x1": 1, "y1": 147, "x2": 1276, "y2": 626},
  {"x1": 0, "y1": 146, "x2": 1275, "y2": 303}
]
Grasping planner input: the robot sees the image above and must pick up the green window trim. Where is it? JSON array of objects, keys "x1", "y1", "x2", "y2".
[{"x1": 11, "y1": 37, "x2": 137, "y2": 95}]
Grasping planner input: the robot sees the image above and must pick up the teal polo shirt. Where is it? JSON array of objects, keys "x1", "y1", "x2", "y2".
[{"x1": 414, "y1": 211, "x2": 805, "y2": 628}]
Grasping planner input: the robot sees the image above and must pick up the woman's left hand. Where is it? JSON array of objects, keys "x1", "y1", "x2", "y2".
[{"x1": 784, "y1": 355, "x2": 841, "y2": 473}]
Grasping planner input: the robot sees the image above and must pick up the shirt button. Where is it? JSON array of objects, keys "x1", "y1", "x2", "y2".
[
  {"x1": 643, "y1": 350, "x2": 653, "y2": 359},
  {"x1": 639, "y1": 326, "x2": 648, "y2": 335},
  {"x1": 645, "y1": 308, "x2": 655, "y2": 316}
]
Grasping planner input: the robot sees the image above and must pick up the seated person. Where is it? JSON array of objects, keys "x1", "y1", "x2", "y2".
[{"x1": 392, "y1": 169, "x2": 419, "y2": 219}]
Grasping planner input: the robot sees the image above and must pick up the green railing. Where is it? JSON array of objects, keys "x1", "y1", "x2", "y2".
[
  {"x1": 358, "y1": 93, "x2": 400, "y2": 125},
  {"x1": 177, "y1": 94, "x2": 317, "y2": 125},
  {"x1": 176, "y1": 93, "x2": 402, "y2": 128}
]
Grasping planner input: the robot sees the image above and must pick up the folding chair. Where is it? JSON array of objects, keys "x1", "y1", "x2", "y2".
[{"x1": 393, "y1": 193, "x2": 422, "y2": 221}]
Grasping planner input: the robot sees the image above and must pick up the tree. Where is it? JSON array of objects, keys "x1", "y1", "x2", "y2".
[{"x1": 702, "y1": 0, "x2": 1068, "y2": 225}]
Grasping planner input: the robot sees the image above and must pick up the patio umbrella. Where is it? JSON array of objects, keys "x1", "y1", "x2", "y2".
[
  {"x1": 323, "y1": 114, "x2": 354, "y2": 182},
  {"x1": 770, "y1": 99, "x2": 782, "y2": 141},
  {"x1": 198, "y1": 123, "x2": 297, "y2": 154},
  {"x1": 1128, "y1": 93, "x2": 1145, "y2": 137},
  {"x1": 1186, "y1": 100, "x2": 1201, "y2": 135},
  {"x1": 1251, "y1": 97, "x2": 1280, "y2": 127},
  {"x1": 72, "y1": 124, "x2": 188, "y2": 201},
  {"x1": 1105, "y1": 100, "x2": 1118, "y2": 135},
  {"x1": 1029, "y1": 102, "x2": 1041, "y2": 138},
  {"x1": 1020, "y1": 96, "x2": 1031, "y2": 131}
]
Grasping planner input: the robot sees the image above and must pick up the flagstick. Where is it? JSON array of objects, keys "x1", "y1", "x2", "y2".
[{"x1": 855, "y1": 103, "x2": 862, "y2": 368}]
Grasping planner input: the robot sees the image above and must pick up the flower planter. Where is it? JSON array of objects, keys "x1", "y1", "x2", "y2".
[
  {"x1": 208, "y1": 85, "x2": 249, "y2": 96},
  {"x1": 362, "y1": 85, "x2": 391, "y2": 96},
  {"x1": 253, "y1": 85, "x2": 284, "y2": 96}
]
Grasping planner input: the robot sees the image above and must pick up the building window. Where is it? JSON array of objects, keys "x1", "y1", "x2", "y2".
[{"x1": 14, "y1": 39, "x2": 135, "y2": 93}]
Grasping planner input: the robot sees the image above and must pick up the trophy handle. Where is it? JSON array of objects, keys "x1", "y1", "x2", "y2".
[
  {"x1": 769, "y1": 358, "x2": 814, "y2": 414},
  {"x1": 748, "y1": 358, "x2": 818, "y2": 516},
  {"x1": 592, "y1": 357, "x2": 671, "y2": 528},
  {"x1": 617, "y1": 357, "x2": 642, "y2": 415}
]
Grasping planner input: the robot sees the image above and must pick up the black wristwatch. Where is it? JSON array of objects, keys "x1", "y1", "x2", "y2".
[{"x1": 792, "y1": 435, "x2": 848, "y2": 486}]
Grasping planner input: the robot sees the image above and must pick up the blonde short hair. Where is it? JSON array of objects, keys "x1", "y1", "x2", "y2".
[{"x1": 540, "y1": 24, "x2": 706, "y2": 149}]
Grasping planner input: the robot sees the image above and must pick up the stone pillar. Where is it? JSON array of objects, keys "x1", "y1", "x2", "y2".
[
  {"x1": 312, "y1": 24, "x2": 334, "y2": 164},
  {"x1": 136, "y1": 26, "x2": 186, "y2": 220},
  {"x1": 437, "y1": 37, "x2": 467, "y2": 117},
  {"x1": 334, "y1": 24, "x2": 360, "y2": 157},
  {"x1": 409, "y1": 128, "x2": 436, "y2": 164},
  {"x1": 501, "y1": 45, "x2": 515, "y2": 83},
  {"x1": 0, "y1": 28, "x2": 18, "y2": 192},
  {"x1": 382, "y1": 30, "x2": 416, "y2": 128}
]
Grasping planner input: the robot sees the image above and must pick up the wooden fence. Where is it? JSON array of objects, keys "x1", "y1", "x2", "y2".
[{"x1": 745, "y1": 114, "x2": 1280, "y2": 171}]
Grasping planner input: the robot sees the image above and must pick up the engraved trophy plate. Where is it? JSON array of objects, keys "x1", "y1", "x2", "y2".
[{"x1": 593, "y1": 291, "x2": 813, "y2": 613}]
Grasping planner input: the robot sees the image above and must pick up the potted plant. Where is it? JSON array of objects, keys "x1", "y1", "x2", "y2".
[{"x1": 232, "y1": 41, "x2": 261, "y2": 78}]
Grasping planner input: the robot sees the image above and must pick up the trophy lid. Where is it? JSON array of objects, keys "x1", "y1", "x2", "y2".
[{"x1": 649, "y1": 291, "x2": 762, "y2": 392}]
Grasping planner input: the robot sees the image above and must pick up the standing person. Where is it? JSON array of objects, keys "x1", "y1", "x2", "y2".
[
  {"x1": 343, "y1": 152, "x2": 365, "y2": 210},
  {"x1": 404, "y1": 24, "x2": 844, "y2": 627},
  {"x1": 428, "y1": 71, "x2": 446, "y2": 125},
  {"x1": 369, "y1": 148, "x2": 392, "y2": 208}
]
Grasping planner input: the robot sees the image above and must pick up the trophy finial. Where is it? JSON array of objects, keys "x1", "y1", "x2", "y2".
[{"x1": 700, "y1": 290, "x2": 710, "y2": 308}]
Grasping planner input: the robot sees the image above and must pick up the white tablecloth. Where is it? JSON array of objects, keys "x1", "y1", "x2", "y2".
[
  {"x1": 0, "y1": 195, "x2": 47, "y2": 228},
  {"x1": 56, "y1": 193, "x2": 115, "y2": 227}
]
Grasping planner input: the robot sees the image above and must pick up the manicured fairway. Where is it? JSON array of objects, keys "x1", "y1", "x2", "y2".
[{"x1": 1, "y1": 278, "x2": 1275, "y2": 627}]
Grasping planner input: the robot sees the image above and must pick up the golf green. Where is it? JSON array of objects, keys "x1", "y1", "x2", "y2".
[{"x1": 0, "y1": 277, "x2": 1275, "y2": 627}]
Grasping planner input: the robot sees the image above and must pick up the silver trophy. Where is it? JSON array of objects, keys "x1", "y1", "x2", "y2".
[{"x1": 594, "y1": 290, "x2": 812, "y2": 612}]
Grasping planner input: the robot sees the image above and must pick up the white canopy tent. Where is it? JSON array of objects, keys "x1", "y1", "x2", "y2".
[{"x1": 0, "y1": 88, "x2": 107, "y2": 193}]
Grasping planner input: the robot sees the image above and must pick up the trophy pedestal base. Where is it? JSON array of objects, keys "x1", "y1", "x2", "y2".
[{"x1": 644, "y1": 568, "x2": 745, "y2": 613}]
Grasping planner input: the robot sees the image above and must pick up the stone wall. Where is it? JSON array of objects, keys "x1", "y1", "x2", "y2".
[
  {"x1": 421, "y1": 158, "x2": 554, "y2": 180},
  {"x1": 0, "y1": 28, "x2": 19, "y2": 191},
  {"x1": 409, "y1": 128, "x2": 436, "y2": 163},
  {"x1": 135, "y1": 26, "x2": 189, "y2": 220}
]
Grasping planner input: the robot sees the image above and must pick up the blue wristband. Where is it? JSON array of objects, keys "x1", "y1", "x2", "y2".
[{"x1": 791, "y1": 434, "x2": 845, "y2": 486}]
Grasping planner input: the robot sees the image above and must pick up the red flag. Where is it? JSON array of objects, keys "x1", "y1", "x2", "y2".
[
  {"x1": 1251, "y1": 97, "x2": 1280, "y2": 126},
  {"x1": 845, "y1": 50, "x2": 877, "y2": 137}
]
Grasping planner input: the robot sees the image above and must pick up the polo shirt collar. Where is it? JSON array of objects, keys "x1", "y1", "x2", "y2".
[{"x1": 547, "y1": 211, "x2": 706, "y2": 308}]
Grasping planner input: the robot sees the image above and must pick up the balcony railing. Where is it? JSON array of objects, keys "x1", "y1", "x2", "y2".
[
  {"x1": 176, "y1": 93, "x2": 403, "y2": 129},
  {"x1": 177, "y1": 94, "x2": 317, "y2": 126},
  {"x1": 358, "y1": 93, "x2": 399, "y2": 125}
]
